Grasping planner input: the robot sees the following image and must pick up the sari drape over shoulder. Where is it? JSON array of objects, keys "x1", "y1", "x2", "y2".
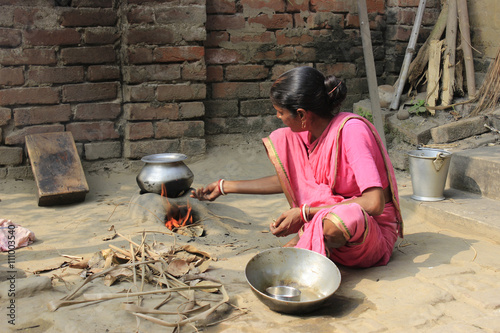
[{"x1": 263, "y1": 112, "x2": 403, "y2": 268}]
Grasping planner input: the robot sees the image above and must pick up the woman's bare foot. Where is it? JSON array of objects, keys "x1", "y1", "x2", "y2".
[{"x1": 283, "y1": 235, "x2": 299, "y2": 247}]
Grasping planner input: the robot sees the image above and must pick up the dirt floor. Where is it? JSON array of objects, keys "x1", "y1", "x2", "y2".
[{"x1": 1, "y1": 142, "x2": 500, "y2": 333}]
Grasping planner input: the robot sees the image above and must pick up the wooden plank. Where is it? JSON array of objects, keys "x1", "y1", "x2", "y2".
[
  {"x1": 441, "y1": 0, "x2": 458, "y2": 106},
  {"x1": 357, "y1": 0, "x2": 386, "y2": 147},
  {"x1": 427, "y1": 39, "x2": 444, "y2": 111},
  {"x1": 457, "y1": 0, "x2": 476, "y2": 98},
  {"x1": 25, "y1": 132, "x2": 89, "y2": 206}
]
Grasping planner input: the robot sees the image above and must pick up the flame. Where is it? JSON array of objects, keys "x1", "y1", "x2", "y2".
[{"x1": 161, "y1": 184, "x2": 193, "y2": 230}]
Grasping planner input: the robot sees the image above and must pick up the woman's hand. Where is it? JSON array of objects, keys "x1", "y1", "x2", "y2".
[
  {"x1": 190, "y1": 181, "x2": 221, "y2": 201},
  {"x1": 270, "y1": 207, "x2": 303, "y2": 237}
]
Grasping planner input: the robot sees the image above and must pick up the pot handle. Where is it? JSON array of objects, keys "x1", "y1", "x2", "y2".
[{"x1": 433, "y1": 153, "x2": 446, "y2": 171}]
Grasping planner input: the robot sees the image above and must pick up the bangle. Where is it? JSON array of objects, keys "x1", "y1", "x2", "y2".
[
  {"x1": 300, "y1": 204, "x2": 309, "y2": 223},
  {"x1": 218, "y1": 179, "x2": 226, "y2": 195}
]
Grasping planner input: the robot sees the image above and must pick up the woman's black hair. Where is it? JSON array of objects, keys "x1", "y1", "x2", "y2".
[{"x1": 270, "y1": 66, "x2": 347, "y2": 118}]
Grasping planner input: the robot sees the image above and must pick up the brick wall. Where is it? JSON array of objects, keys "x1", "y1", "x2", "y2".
[
  {"x1": 2, "y1": 0, "x2": 487, "y2": 177},
  {"x1": 0, "y1": 0, "x2": 207, "y2": 176}
]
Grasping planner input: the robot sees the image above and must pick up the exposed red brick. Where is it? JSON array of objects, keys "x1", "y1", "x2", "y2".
[
  {"x1": 225, "y1": 65, "x2": 269, "y2": 81},
  {"x1": 205, "y1": 49, "x2": 245, "y2": 65},
  {"x1": 5, "y1": 125, "x2": 65, "y2": 145},
  {"x1": 24, "y1": 29, "x2": 81, "y2": 46},
  {"x1": 127, "y1": 47, "x2": 153, "y2": 64},
  {"x1": 286, "y1": 0, "x2": 310, "y2": 12},
  {"x1": 240, "y1": 0, "x2": 285, "y2": 12},
  {"x1": 74, "y1": 103, "x2": 121, "y2": 120},
  {"x1": 61, "y1": 46, "x2": 116, "y2": 65},
  {"x1": 0, "y1": 87, "x2": 59, "y2": 106},
  {"x1": 311, "y1": 0, "x2": 354, "y2": 12},
  {"x1": 206, "y1": 66, "x2": 224, "y2": 82},
  {"x1": 207, "y1": 0, "x2": 237, "y2": 14},
  {"x1": 157, "y1": 84, "x2": 206, "y2": 102},
  {"x1": 248, "y1": 13, "x2": 293, "y2": 29},
  {"x1": 127, "y1": 27, "x2": 175, "y2": 45},
  {"x1": 206, "y1": 15, "x2": 245, "y2": 31},
  {"x1": 367, "y1": 0, "x2": 385, "y2": 13},
  {"x1": 127, "y1": 7, "x2": 154, "y2": 24},
  {"x1": 0, "y1": 49, "x2": 56, "y2": 66},
  {"x1": 62, "y1": 82, "x2": 118, "y2": 103},
  {"x1": 14, "y1": 104, "x2": 71, "y2": 126},
  {"x1": 0, "y1": 68, "x2": 24, "y2": 86},
  {"x1": 61, "y1": 8, "x2": 118, "y2": 27},
  {"x1": 211, "y1": 82, "x2": 260, "y2": 99},
  {"x1": 84, "y1": 28, "x2": 119, "y2": 45},
  {"x1": 153, "y1": 46, "x2": 205, "y2": 63},
  {"x1": 28, "y1": 67, "x2": 84, "y2": 84},
  {"x1": 66, "y1": 122, "x2": 119, "y2": 141},
  {"x1": 125, "y1": 122, "x2": 154, "y2": 140},
  {"x1": 124, "y1": 103, "x2": 179, "y2": 121},
  {"x1": 0, "y1": 28, "x2": 21, "y2": 47},
  {"x1": 156, "y1": 120, "x2": 204, "y2": 139},
  {"x1": 87, "y1": 65, "x2": 120, "y2": 81}
]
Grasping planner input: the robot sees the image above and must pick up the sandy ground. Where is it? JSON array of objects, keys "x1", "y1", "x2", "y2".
[{"x1": 1, "y1": 142, "x2": 500, "y2": 333}]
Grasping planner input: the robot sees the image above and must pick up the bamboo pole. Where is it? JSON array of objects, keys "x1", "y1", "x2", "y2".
[
  {"x1": 457, "y1": 0, "x2": 476, "y2": 98},
  {"x1": 390, "y1": 0, "x2": 427, "y2": 110},
  {"x1": 357, "y1": 0, "x2": 386, "y2": 147},
  {"x1": 441, "y1": 0, "x2": 458, "y2": 106},
  {"x1": 408, "y1": 1, "x2": 449, "y2": 88}
]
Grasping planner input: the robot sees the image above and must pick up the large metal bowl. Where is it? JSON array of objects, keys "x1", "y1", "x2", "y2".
[{"x1": 245, "y1": 247, "x2": 341, "y2": 314}]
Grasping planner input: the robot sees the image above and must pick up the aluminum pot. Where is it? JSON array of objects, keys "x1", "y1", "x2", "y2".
[
  {"x1": 245, "y1": 247, "x2": 341, "y2": 314},
  {"x1": 136, "y1": 153, "x2": 194, "y2": 197}
]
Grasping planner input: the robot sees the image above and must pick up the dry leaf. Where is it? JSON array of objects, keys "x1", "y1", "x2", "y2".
[
  {"x1": 166, "y1": 259, "x2": 190, "y2": 277},
  {"x1": 182, "y1": 245, "x2": 211, "y2": 259},
  {"x1": 69, "y1": 259, "x2": 89, "y2": 269},
  {"x1": 196, "y1": 260, "x2": 211, "y2": 273}
]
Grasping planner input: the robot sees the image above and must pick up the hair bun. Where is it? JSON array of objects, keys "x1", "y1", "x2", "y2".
[{"x1": 325, "y1": 76, "x2": 347, "y2": 109}]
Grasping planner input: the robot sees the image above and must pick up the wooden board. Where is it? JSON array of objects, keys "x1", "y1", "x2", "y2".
[{"x1": 25, "y1": 132, "x2": 89, "y2": 206}]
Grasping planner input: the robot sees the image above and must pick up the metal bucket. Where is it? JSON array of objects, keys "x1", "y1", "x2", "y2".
[{"x1": 407, "y1": 147, "x2": 452, "y2": 201}]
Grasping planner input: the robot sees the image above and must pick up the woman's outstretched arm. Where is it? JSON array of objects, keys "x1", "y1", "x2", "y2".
[{"x1": 190, "y1": 175, "x2": 283, "y2": 201}]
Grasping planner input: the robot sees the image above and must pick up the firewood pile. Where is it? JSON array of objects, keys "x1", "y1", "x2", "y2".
[
  {"x1": 402, "y1": 0, "x2": 478, "y2": 116},
  {"x1": 47, "y1": 228, "x2": 245, "y2": 330}
]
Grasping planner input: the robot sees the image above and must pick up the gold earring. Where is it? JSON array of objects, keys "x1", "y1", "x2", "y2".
[{"x1": 301, "y1": 121, "x2": 306, "y2": 128}]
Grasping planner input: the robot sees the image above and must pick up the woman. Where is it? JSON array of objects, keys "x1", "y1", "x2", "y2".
[{"x1": 191, "y1": 66, "x2": 403, "y2": 268}]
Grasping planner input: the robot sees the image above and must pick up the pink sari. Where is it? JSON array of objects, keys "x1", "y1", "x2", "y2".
[{"x1": 263, "y1": 112, "x2": 403, "y2": 268}]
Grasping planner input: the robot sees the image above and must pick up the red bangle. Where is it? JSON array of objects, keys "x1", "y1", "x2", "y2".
[{"x1": 300, "y1": 204, "x2": 309, "y2": 223}]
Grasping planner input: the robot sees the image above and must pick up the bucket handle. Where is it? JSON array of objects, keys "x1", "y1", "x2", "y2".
[{"x1": 433, "y1": 153, "x2": 446, "y2": 171}]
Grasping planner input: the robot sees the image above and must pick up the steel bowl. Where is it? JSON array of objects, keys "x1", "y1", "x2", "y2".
[{"x1": 245, "y1": 247, "x2": 341, "y2": 314}]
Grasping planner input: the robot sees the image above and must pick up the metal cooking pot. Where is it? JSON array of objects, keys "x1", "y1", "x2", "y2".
[
  {"x1": 136, "y1": 153, "x2": 194, "y2": 197},
  {"x1": 245, "y1": 247, "x2": 341, "y2": 314}
]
